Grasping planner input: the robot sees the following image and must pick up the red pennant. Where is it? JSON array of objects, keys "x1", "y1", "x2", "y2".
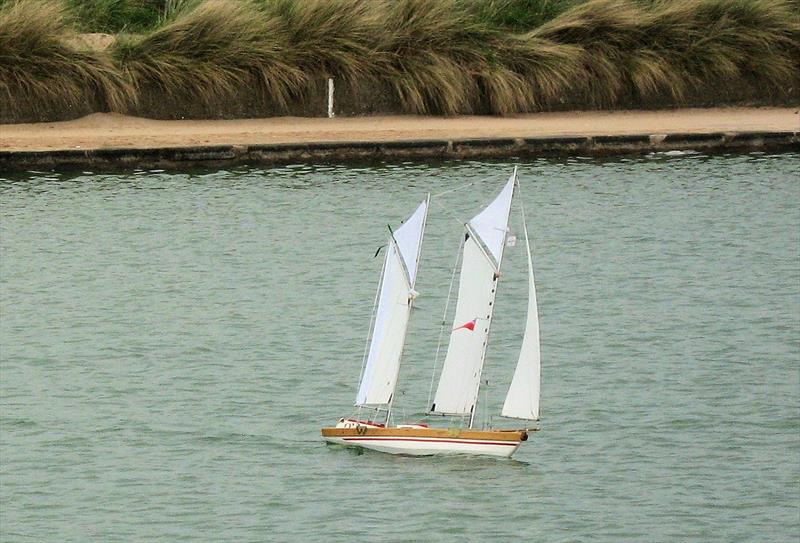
[{"x1": 454, "y1": 318, "x2": 476, "y2": 332}]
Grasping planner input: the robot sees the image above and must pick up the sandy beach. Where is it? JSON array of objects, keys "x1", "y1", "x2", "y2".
[{"x1": 1, "y1": 108, "x2": 797, "y2": 152}]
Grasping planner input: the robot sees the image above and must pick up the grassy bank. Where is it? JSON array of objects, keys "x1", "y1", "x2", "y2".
[{"x1": 1, "y1": 0, "x2": 798, "y2": 122}]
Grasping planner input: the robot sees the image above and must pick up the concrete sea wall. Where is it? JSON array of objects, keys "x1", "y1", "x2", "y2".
[{"x1": 2, "y1": 130, "x2": 797, "y2": 171}]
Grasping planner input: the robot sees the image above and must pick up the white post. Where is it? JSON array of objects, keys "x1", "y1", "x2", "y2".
[{"x1": 327, "y1": 78, "x2": 335, "y2": 118}]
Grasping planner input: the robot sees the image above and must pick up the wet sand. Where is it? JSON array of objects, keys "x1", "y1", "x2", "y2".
[{"x1": 1, "y1": 108, "x2": 797, "y2": 152}]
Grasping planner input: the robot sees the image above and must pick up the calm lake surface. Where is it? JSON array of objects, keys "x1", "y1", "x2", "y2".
[{"x1": 1, "y1": 152, "x2": 798, "y2": 542}]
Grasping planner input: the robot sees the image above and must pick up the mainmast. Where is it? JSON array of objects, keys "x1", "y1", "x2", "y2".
[{"x1": 430, "y1": 169, "x2": 516, "y2": 427}]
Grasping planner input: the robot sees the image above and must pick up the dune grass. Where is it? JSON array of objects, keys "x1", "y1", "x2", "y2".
[
  {"x1": 256, "y1": 0, "x2": 383, "y2": 84},
  {"x1": 0, "y1": 0, "x2": 133, "y2": 120},
  {"x1": 534, "y1": 0, "x2": 800, "y2": 106},
  {"x1": 0, "y1": 0, "x2": 797, "y2": 121},
  {"x1": 112, "y1": 0, "x2": 307, "y2": 111},
  {"x1": 65, "y1": 0, "x2": 162, "y2": 33},
  {"x1": 460, "y1": 0, "x2": 579, "y2": 31},
  {"x1": 654, "y1": 0, "x2": 799, "y2": 96}
]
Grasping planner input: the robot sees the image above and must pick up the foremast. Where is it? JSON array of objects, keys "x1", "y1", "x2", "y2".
[{"x1": 355, "y1": 196, "x2": 429, "y2": 421}]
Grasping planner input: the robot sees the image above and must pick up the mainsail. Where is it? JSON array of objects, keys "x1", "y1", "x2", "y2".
[
  {"x1": 356, "y1": 198, "x2": 428, "y2": 407},
  {"x1": 430, "y1": 173, "x2": 515, "y2": 418},
  {"x1": 501, "y1": 206, "x2": 541, "y2": 421}
]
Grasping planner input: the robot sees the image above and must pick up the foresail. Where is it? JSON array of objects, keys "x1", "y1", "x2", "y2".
[
  {"x1": 431, "y1": 174, "x2": 515, "y2": 416},
  {"x1": 356, "y1": 199, "x2": 428, "y2": 407},
  {"x1": 502, "y1": 197, "x2": 541, "y2": 420}
]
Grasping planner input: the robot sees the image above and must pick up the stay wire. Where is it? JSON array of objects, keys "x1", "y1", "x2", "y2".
[{"x1": 426, "y1": 233, "x2": 465, "y2": 411}]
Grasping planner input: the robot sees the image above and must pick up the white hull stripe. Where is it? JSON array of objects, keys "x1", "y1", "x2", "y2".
[{"x1": 341, "y1": 437, "x2": 517, "y2": 446}]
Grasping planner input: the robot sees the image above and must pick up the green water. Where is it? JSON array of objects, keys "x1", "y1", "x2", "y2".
[{"x1": 1, "y1": 153, "x2": 798, "y2": 541}]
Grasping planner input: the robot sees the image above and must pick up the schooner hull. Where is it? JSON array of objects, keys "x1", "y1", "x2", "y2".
[{"x1": 321, "y1": 426, "x2": 526, "y2": 458}]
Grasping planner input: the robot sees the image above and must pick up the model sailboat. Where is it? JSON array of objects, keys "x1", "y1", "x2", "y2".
[{"x1": 321, "y1": 168, "x2": 541, "y2": 458}]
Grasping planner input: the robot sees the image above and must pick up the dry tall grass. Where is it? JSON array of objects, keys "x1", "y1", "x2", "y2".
[
  {"x1": 113, "y1": 0, "x2": 306, "y2": 111},
  {"x1": 258, "y1": 0, "x2": 382, "y2": 84},
  {"x1": 652, "y1": 0, "x2": 799, "y2": 95},
  {"x1": 0, "y1": 0, "x2": 797, "y2": 121},
  {"x1": 0, "y1": 0, "x2": 132, "y2": 120},
  {"x1": 375, "y1": 0, "x2": 490, "y2": 114},
  {"x1": 534, "y1": 0, "x2": 800, "y2": 105},
  {"x1": 372, "y1": 0, "x2": 583, "y2": 114}
]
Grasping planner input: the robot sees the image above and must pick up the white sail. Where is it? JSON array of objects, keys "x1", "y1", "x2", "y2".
[
  {"x1": 431, "y1": 174, "x2": 515, "y2": 416},
  {"x1": 356, "y1": 199, "x2": 428, "y2": 407},
  {"x1": 501, "y1": 211, "x2": 541, "y2": 421}
]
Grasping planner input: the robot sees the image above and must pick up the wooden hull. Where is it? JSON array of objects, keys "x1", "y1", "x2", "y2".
[{"x1": 321, "y1": 426, "x2": 527, "y2": 458}]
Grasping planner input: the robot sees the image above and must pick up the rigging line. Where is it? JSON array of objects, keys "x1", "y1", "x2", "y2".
[
  {"x1": 426, "y1": 232, "x2": 465, "y2": 410},
  {"x1": 430, "y1": 170, "x2": 509, "y2": 200},
  {"x1": 429, "y1": 171, "x2": 512, "y2": 227},
  {"x1": 430, "y1": 182, "x2": 474, "y2": 199},
  {"x1": 514, "y1": 170, "x2": 535, "y2": 288},
  {"x1": 430, "y1": 198, "x2": 467, "y2": 228},
  {"x1": 517, "y1": 181, "x2": 534, "y2": 258}
]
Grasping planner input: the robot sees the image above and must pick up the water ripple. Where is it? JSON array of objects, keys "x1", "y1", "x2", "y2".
[{"x1": 1, "y1": 152, "x2": 798, "y2": 542}]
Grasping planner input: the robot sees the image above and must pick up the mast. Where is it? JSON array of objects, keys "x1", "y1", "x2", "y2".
[
  {"x1": 386, "y1": 193, "x2": 430, "y2": 424},
  {"x1": 430, "y1": 169, "x2": 516, "y2": 427},
  {"x1": 355, "y1": 198, "x2": 428, "y2": 410},
  {"x1": 465, "y1": 223, "x2": 499, "y2": 430}
]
